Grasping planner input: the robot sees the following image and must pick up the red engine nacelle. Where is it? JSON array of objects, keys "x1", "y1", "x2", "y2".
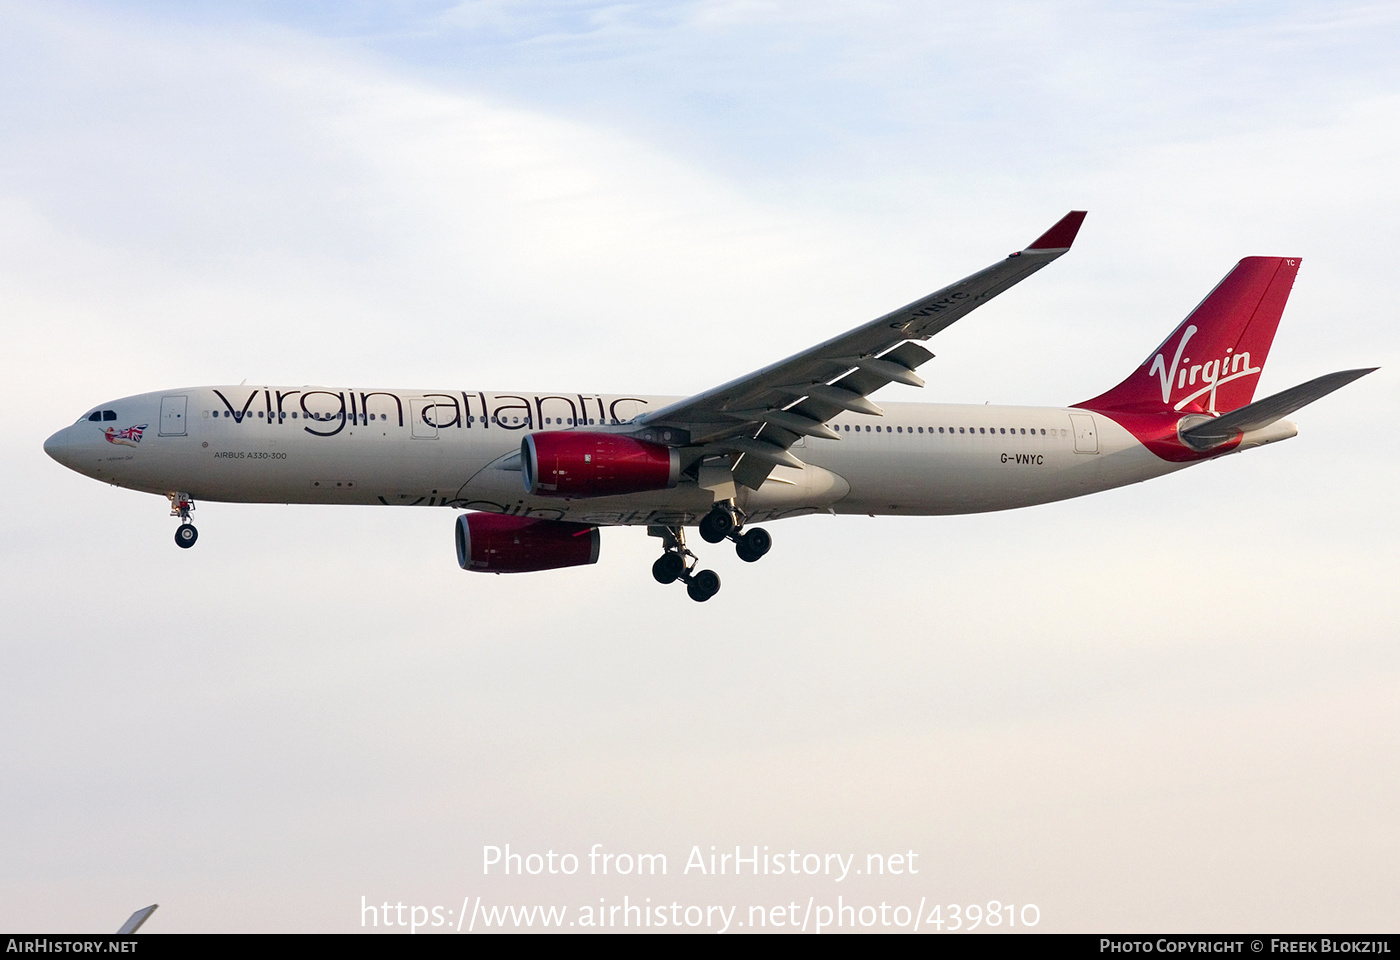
[
  {"x1": 455, "y1": 513, "x2": 600, "y2": 573},
  {"x1": 521, "y1": 432, "x2": 680, "y2": 498}
]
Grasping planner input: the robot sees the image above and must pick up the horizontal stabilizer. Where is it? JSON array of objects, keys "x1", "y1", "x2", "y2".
[{"x1": 1180, "y1": 367, "x2": 1377, "y2": 450}]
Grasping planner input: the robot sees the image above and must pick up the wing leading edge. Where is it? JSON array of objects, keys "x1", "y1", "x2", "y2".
[{"x1": 639, "y1": 211, "x2": 1087, "y2": 489}]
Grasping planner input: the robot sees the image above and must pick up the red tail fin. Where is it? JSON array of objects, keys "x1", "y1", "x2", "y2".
[{"x1": 1079, "y1": 257, "x2": 1300, "y2": 415}]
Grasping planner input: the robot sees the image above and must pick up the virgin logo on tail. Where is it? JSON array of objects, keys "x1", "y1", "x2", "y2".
[{"x1": 1147, "y1": 325, "x2": 1261, "y2": 414}]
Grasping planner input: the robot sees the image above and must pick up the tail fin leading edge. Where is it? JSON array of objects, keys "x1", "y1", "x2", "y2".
[{"x1": 1080, "y1": 257, "x2": 1301, "y2": 415}]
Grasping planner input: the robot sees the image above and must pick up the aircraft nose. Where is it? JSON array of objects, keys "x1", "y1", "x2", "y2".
[{"x1": 44, "y1": 426, "x2": 79, "y2": 469}]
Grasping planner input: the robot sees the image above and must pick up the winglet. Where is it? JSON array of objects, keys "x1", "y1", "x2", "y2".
[
  {"x1": 117, "y1": 904, "x2": 158, "y2": 934},
  {"x1": 1025, "y1": 210, "x2": 1088, "y2": 251}
]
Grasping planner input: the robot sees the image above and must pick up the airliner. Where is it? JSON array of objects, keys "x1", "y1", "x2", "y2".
[{"x1": 43, "y1": 212, "x2": 1374, "y2": 601}]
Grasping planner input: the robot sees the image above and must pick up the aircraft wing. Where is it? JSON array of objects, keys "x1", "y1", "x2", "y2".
[{"x1": 638, "y1": 211, "x2": 1088, "y2": 488}]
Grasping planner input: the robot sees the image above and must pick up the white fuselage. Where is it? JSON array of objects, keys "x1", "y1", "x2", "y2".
[{"x1": 43, "y1": 385, "x2": 1244, "y2": 526}]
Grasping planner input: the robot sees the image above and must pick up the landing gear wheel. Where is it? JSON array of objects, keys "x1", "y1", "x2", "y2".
[
  {"x1": 686, "y1": 569, "x2": 721, "y2": 602},
  {"x1": 698, "y1": 506, "x2": 735, "y2": 544},
  {"x1": 735, "y1": 527, "x2": 772, "y2": 563},
  {"x1": 652, "y1": 552, "x2": 685, "y2": 584},
  {"x1": 174, "y1": 523, "x2": 198, "y2": 549}
]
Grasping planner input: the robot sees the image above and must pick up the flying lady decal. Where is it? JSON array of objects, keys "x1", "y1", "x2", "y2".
[{"x1": 104, "y1": 424, "x2": 147, "y2": 447}]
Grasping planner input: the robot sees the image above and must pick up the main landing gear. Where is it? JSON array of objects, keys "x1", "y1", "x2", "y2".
[
  {"x1": 651, "y1": 526, "x2": 720, "y2": 601},
  {"x1": 651, "y1": 502, "x2": 772, "y2": 602},
  {"x1": 699, "y1": 502, "x2": 772, "y2": 563},
  {"x1": 169, "y1": 492, "x2": 198, "y2": 549}
]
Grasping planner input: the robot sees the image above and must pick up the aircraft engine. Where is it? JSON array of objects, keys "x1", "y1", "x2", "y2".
[
  {"x1": 521, "y1": 432, "x2": 679, "y2": 498},
  {"x1": 455, "y1": 513, "x2": 601, "y2": 573}
]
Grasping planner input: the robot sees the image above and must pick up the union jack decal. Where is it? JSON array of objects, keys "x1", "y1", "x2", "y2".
[{"x1": 104, "y1": 423, "x2": 148, "y2": 446}]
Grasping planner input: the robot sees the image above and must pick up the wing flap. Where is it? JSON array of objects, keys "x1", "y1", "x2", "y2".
[
  {"x1": 719, "y1": 436, "x2": 805, "y2": 468},
  {"x1": 732, "y1": 454, "x2": 777, "y2": 490},
  {"x1": 723, "y1": 408, "x2": 841, "y2": 440}
]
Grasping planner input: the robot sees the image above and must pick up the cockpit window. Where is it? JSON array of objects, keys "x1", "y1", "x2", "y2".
[
  {"x1": 83, "y1": 410, "x2": 118, "y2": 422},
  {"x1": 86, "y1": 411, "x2": 102, "y2": 422},
  {"x1": 103, "y1": 410, "x2": 117, "y2": 421}
]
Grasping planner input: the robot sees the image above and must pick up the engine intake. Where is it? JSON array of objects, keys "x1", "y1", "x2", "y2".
[
  {"x1": 455, "y1": 513, "x2": 600, "y2": 573},
  {"x1": 522, "y1": 432, "x2": 680, "y2": 498}
]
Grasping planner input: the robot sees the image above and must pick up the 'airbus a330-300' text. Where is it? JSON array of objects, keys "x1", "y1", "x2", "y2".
[{"x1": 45, "y1": 212, "x2": 1376, "y2": 601}]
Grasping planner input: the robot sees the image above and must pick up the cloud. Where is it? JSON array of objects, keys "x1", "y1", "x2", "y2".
[{"x1": 1, "y1": 1, "x2": 1396, "y2": 932}]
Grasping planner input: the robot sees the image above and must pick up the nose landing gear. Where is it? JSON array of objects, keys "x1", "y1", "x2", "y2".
[{"x1": 169, "y1": 492, "x2": 198, "y2": 549}]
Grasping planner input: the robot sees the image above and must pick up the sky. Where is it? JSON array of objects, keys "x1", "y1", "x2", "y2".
[{"x1": 1, "y1": 0, "x2": 1397, "y2": 934}]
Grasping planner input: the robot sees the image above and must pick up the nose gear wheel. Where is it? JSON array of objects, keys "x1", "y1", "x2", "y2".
[{"x1": 168, "y1": 492, "x2": 198, "y2": 549}]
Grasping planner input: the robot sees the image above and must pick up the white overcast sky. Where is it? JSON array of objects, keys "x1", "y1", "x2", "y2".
[{"x1": 2, "y1": 0, "x2": 1398, "y2": 934}]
